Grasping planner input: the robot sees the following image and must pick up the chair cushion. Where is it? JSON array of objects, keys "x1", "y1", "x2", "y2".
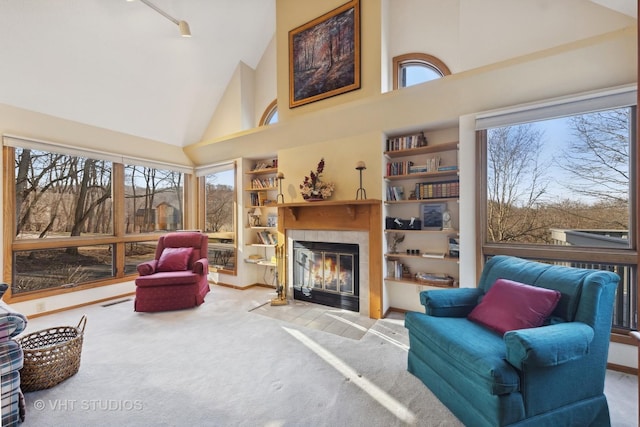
[
  {"x1": 157, "y1": 247, "x2": 193, "y2": 272},
  {"x1": 405, "y1": 313, "x2": 520, "y2": 395},
  {"x1": 468, "y1": 278, "x2": 561, "y2": 335},
  {"x1": 135, "y1": 271, "x2": 200, "y2": 287}
]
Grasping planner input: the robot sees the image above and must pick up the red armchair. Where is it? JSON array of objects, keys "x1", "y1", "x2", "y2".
[{"x1": 135, "y1": 232, "x2": 210, "y2": 312}]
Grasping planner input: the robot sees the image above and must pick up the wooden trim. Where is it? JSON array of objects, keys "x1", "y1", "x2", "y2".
[
  {"x1": 259, "y1": 99, "x2": 278, "y2": 126},
  {"x1": 482, "y1": 245, "x2": 638, "y2": 265},
  {"x1": 6, "y1": 276, "x2": 136, "y2": 303},
  {"x1": 3, "y1": 146, "x2": 15, "y2": 295},
  {"x1": 112, "y1": 163, "x2": 125, "y2": 277},
  {"x1": 392, "y1": 53, "x2": 452, "y2": 90},
  {"x1": 182, "y1": 172, "x2": 194, "y2": 231},
  {"x1": 24, "y1": 292, "x2": 135, "y2": 319},
  {"x1": 212, "y1": 282, "x2": 274, "y2": 290}
]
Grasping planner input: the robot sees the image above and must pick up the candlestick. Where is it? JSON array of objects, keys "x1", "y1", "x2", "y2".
[
  {"x1": 277, "y1": 172, "x2": 285, "y2": 203},
  {"x1": 355, "y1": 161, "x2": 367, "y2": 200}
]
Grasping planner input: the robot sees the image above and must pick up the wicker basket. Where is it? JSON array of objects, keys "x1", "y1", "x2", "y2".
[
  {"x1": 18, "y1": 315, "x2": 87, "y2": 392},
  {"x1": 415, "y1": 273, "x2": 455, "y2": 288}
]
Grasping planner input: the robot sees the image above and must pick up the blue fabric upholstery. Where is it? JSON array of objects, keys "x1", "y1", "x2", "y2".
[{"x1": 405, "y1": 255, "x2": 620, "y2": 427}]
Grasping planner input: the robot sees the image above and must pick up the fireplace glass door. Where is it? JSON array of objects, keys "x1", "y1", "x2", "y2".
[{"x1": 293, "y1": 241, "x2": 359, "y2": 312}]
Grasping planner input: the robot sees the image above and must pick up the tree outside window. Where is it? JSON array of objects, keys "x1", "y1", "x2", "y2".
[
  {"x1": 203, "y1": 167, "x2": 236, "y2": 273},
  {"x1": 482, "y1": 106, "x2": 636, "y2": 330},
  {"x1": 485, "y1": 108, "x2": 631, "y2": 247}
]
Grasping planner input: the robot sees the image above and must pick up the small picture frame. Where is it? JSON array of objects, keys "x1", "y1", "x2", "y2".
[
  {"x1": 266, "y1": 214, "x2": 278, "y2": 228},
  {"x1": 421, "y1": 203, "x2": 446, "y2": 230}
]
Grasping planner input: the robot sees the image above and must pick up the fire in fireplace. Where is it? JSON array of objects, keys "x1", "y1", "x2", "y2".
[{"x1": 292, "y1": 241, "x2": 359, "y2": 312}]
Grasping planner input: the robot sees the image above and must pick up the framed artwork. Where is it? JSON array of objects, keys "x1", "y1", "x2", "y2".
[
  {"x1": 288, "y1": 0, "x2": 360, "y2": 108},
  {"x1": 421, "y1": 203, "x2": 446, "y2": 230}
]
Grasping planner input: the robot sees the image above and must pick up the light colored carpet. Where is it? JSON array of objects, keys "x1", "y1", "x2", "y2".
[
  {"x1": 250, "y1": 298, "x2": 378, "y2": 341},
  {"x1": 18, "y1": 285, "x2": 462, "y2": 427}
]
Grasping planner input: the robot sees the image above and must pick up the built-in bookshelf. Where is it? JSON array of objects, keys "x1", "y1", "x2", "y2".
[
  {"x1": 383, "y1": 132, "x2": 460, "y2": 292},
  {"x1": 244, "y1": 159, "x2": 279, "y2": 277}
]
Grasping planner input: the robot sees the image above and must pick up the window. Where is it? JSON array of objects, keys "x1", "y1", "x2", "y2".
[
  {"x1": 392, "y1": 53, "x2": 451, "y2": 89},
  {"x1": 124, "y1": 165, "x2": 184, "y2": 233},
  {"x1": 259, "y1": 99, "x2": 278, "y2": 126},
  {"x1": 14, "y1": 148, "x2": 113, "y2": 239},
  {"x1": 4, "y1": 137, "x2": 191, "y2": 298},
  {"x1": 478, "y1": 88, "x2": 638, "y2": 332},
  {"x1": 197, "y1": 162, "x2": 237, "y2": 274}
]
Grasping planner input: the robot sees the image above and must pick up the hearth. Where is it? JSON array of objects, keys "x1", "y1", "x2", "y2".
[{"x1": 292, "y1": 241, "x2": 359, "y2": 312}]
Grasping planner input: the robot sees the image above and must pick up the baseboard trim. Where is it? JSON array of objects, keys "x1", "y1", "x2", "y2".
[
  {"x1": 26, "y1": 292, "x2": 136, "y2": 319},
  {"x1": 212, "y1": 282, "x2": 275, "y2": 290}
]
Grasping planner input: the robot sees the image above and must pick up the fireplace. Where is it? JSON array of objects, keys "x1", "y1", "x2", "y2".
[
  {"x1": 292, "y1": 241, "x2": 359, "y2": 312},
  {"x1": 277, "y1": 200, "x2": 382, "y2": 319}
]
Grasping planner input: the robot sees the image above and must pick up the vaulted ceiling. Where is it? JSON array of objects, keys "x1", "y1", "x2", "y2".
[
  {"x1": 0, "y1": 1, "x2": 634, "y2": 149},
  {"x1": 0, "y1": 0, "x2": 275, "y2": 147}
]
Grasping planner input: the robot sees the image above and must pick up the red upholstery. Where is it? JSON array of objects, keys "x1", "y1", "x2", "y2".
[{"x1": 134, "y1": 232, "x2": 210, "y2": 312}]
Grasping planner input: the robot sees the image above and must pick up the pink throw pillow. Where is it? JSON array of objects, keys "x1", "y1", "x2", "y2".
[
  {"x1": 157, "y1": 247, "x2": 193, "y2": 272},
  {"x1": 468, "y1": 278, "x2": 561, "y2": 335}
]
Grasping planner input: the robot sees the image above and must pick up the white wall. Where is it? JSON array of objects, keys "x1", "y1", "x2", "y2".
[{"x1": 254, "y1": 36, "x2": 278, "y2": 127}]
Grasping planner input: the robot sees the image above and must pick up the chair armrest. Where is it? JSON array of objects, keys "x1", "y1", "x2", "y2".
[
  {"x1": 193, "y1": 258, "x2": 208, "y2": 275},
  {"x1": 420, "y1": 288, "x2": 483, "y2": 317},
  {"x1": 504, "y1": 322, "x2": 594, "y2": 369},
  {"x1": 0, "y1": 301, "x2": 27, "y2": 340},
  {"x1": 137, "y1": 260, "x2": 157, "y2": 276}
]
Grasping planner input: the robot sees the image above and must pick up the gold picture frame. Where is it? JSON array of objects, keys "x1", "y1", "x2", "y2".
[{"x1": 288, "y1": 0, "x2": 361, "y2": 108}]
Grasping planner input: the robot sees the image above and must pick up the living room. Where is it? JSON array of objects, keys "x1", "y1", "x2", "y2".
[{"x1": 0, "y1": 0, "x2": 637, "y2": 425}]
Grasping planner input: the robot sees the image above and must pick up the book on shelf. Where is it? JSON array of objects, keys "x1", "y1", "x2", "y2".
[
  {"x1": 387, "y1": 156, "x2": 442, "y2": 176},
  {"x1": 386, "y1": 132, "x2": 427, "y2": 152},
  {"x1": 266, "y1": 231, "x2": 277, "y2": 245},
  {"x1": 257, "y1": 230, "x2": 277, "y2": 245},
  {"x1": 386, "y1": 185, "x2": 405, "y2": 201},
  {"x1": 251, "y1": 176, "x2": 276, "y2": 189},
  {"x1": 415, "y1": 180, "x2": 459, "y2": 199},
  {"x1": 245, "y1": 255, "x2": 265, "y2": 264}
]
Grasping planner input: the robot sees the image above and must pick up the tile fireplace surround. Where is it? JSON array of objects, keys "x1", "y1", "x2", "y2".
[{"x1": 277, "y1": 200, "x2": 383, "y2": 319}]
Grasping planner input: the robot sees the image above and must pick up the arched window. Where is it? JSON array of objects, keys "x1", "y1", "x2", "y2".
[
  {"x1": 259, "y1": 99, "x2": 278, "y2": 126},
  {"x1": 392, "y1": 53, "x2": 451, "y2": 89}
]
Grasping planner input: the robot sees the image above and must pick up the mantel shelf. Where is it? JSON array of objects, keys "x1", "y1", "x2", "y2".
[{"x1": 278, "y1": 199, "x2": 382, "y2": 221}]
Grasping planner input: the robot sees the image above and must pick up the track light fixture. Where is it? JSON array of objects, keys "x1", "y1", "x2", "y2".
[{"x1": 128, "y1": 0, "x2": 191, "y2": 37}]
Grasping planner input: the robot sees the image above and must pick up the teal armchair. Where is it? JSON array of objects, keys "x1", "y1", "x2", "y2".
[{"x1": 405, "y1": 255, "x2": 620, "y2": 426}]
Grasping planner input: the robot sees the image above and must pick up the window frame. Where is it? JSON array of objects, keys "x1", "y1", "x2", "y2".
[
  {"x1": 2, "y1": 143, "x2": 193, "y2": 302},
  {"x1": 196, "y1": 161, "x2": 238, "y2": 276},
  {"x1": 259, "y1": 99, "x2": 278, "y2": 126},
  {"x1": 477, "y1": 89, "x2": 639, "y2": 337},
  {"x1": 392, "y1": 53, "x2": 451, "y2": 90}
]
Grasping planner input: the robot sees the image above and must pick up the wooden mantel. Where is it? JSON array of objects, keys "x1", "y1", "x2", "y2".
[{"x1": 277, "y1": 199, "x2": 383, "y2": 319}]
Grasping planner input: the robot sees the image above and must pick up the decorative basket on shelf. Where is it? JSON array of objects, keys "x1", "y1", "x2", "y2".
[
  {"x1": 18, "y1": 315, "x2": 87, "y2": 392},
  {"x1": 415, "y1": 273, "x2": 454, "y2": 287}
]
